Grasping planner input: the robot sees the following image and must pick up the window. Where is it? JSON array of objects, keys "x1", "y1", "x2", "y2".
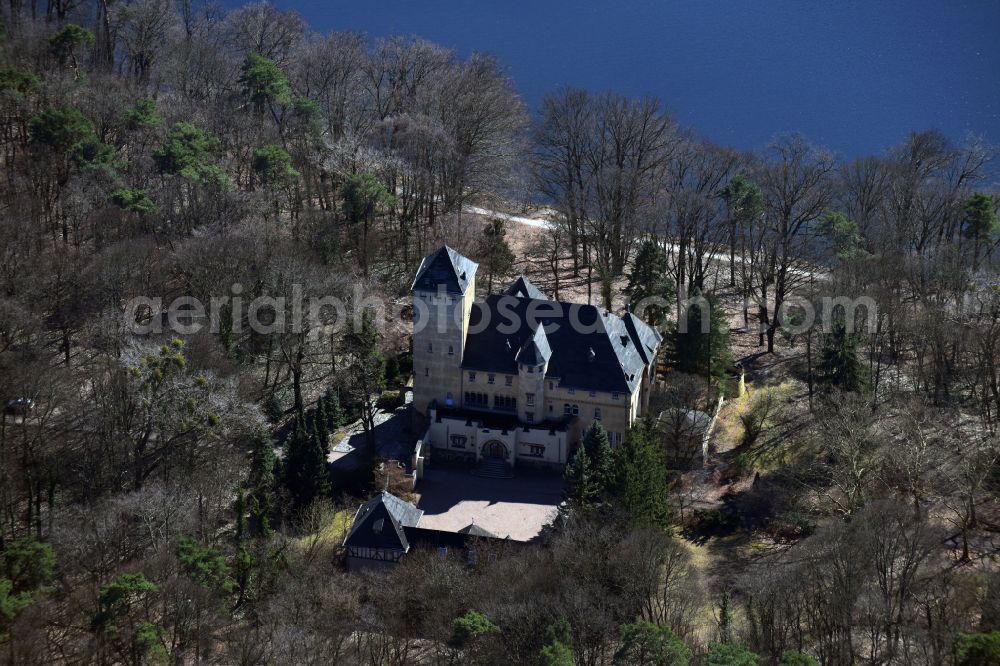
[
  {"x1": 450, "y1": 434, "x2": 467, "y2": 449},
  {"x1": 572, "y1": 404, "x2": 579, "y2": 415},
  {"x1": 488, "y1": 374, "x2": 496, "y2": 385},
  {"x1": 424, "y1": 367, "x2": 429, "y2": 377},
  {"x1": 526, "y1": 412, "x2": 534, "y2": 424},
  {"x1": 493, "y1": 395, "x2": 517, "y2": 412},
  {"x1": 526, "y1": 393, "x2": 535, "y2": 406},
  {"x1": 549, "y1": 405, "x2": 553, "y2": 413},
  {"x1": 465, "y1": 392, "x2": 489, "y2": 408},
  {"x1": 505, "y1": 375, "x2": 512, "y2": 386},
  {"x1": 589, "y1": 390, "x2": 596, "y2": 397},
  {"x1": 527, "y1": 366, "x2": 535, "y2": 373},
  {"x1": 438, "y1": 547, "x2": 449, "y2": 558},
  {"x1": 610, "y1": 432, "x2": 623, "y2": 446},
  {"x1": 448, "y1": 345, "x2": 454, "y2": 356},
  {"x1": 612, "y1": 392, "x2": 620, "y2": 400},
  {"x1": 549, "y1": 382, "x2": 554, "y2": 390},
  {"x1": 564, "y1": 404, "x2": 571, "y2": 415},
  {"x1": 446, "y1": 392, "x2": 453, "y2": 405},
  {"x1": 568, "y1": 388, "x2": 575, "y2": 395},
  {"x1": 427, "y1": 342, "x2": 433, "y2": 353},
  {"x1": 469, "y1": 372, "x2": 476, "y2": 383},
  {"x1": 526, "y1": 444, "x2": 545, "y2": 457},
  {"x1": 594, "y1": 407, "x2": 602, "y2": 420}
]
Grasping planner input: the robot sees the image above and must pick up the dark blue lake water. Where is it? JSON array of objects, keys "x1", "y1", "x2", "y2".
[{"x1": 256, "y1": 0, "x2": 999, "y2": 161}]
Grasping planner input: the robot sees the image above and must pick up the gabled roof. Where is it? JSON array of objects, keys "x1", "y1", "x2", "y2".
[
  {"x1": 504, "y1": 275, "x2": 547, "y2": 300},
  {"x1": 343, "y1": 491, "x2": 423, "y2": 552},
  {"x1": 461, "y1": 295, "x2": 658, "y2": 393},
  {"x1": 411, "y1": 245, "x2": 478, "y2": 295},
  {"x1": 458, "y1": 522, "x2": 498, "y2": 538},
  {"x1": 515, "y1": 325, "x2": 552, "y2": 367}
]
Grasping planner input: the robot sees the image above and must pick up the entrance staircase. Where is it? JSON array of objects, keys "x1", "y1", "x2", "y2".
[{"x1": 474, "y1": 457, "x2": 513, "y2": 479}]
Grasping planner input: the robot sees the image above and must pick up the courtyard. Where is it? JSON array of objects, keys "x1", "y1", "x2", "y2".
[{"x1": 414, "y1": 466, "x2": 565, "y2": 541}]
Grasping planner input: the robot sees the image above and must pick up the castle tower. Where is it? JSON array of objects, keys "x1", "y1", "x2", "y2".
[{"x1": 411, "y1": 245, "x2": 478, "y2": 417}]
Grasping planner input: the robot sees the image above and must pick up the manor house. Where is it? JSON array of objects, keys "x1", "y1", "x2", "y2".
[{"x1": 411, "y1": 245, "x2": 661, "y2": 470}]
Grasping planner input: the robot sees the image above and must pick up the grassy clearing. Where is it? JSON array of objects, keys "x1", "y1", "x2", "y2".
[
  {"x1": 714, "y1": 380, "x2": 803, "y2": 471},
  {"x1": 294, "y1": 509, "x2": 355, "y2": 551}
]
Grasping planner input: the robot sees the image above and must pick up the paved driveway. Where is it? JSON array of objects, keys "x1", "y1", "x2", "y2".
[
  {"x1": 329, "y1": 404, "x2": 415, "y2": 469},
  {"x1": 415, "y1": 467, "x2": 564, "y2": 541}
]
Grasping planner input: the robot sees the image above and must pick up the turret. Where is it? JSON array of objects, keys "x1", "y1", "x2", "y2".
[
  {"x1": 411, "y1": 245, "x2": 478, "y2": 416},
  {"x1": 515, "y1": 325, "x2": 551, "y2": 424}
]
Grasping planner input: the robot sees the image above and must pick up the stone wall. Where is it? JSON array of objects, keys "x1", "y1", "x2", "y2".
[{"x1": 426, "y1": 409, "x2": 571, "y2": 466}]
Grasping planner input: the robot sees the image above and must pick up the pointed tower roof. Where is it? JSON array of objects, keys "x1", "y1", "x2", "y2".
[
  {"x1": 411, "y1": 245, "x2": 478, "y2": 295},
  {"x1": 515, "y1": 324, "x2": 552, "y2": 367},
  {"x1": 503, "y1": 275, "x2": 546, "y2": 300},
  {"x1": 457, "y1": 521, "x2": 498, "y2": 538}
]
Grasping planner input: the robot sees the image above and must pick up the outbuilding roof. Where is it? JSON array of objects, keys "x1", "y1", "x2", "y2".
[{"x1": 343, "y1": 491, "x2": 424, "y2": 552}]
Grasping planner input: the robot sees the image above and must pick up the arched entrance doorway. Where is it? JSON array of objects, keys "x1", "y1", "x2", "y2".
[{"x1": 482, "y1": 440, "x2": 508, "y2": 460}]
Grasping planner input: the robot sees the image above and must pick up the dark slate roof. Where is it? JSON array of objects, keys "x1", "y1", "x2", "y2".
[
  {"x1": 343, "y1": 492, "x2": 423, "y2": 552},
  {"x1": 461, "y1": 295, "x2": 656, "y2": 393},
  {"x1": 515, "y1": 325, "x2": 552, "y2": 366},
  {"x1": 504, "y1": 275, "x2": 547, "y2": 300},
  {"x1": 458, "y1": 522, "x2": 498, "y2": 538},
  {"x1": 403, "y1": 525, "x2": 508, "y2": 549},
  {"x1": 412, "y1": 245, "x2": 478, "y2": 295},
  {"x1": 404, "y1": 526, "x2": 489, "y2": 549},
  {"x1": 623, "y1": 312, "x2": 663, "y2": 366}
]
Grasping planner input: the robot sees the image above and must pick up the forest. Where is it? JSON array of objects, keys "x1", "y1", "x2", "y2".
[{"x1": 0, "y1": 0, "x2": 999, "y2": 664}]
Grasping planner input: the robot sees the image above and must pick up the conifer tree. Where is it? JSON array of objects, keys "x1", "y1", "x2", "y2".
[
  {"x1": 323, "y1": 388, "x2": 344, "y2": 430},
  {"x1": 249, "y1": 429, "x2": 275, "y2": 490},
  {"x1": 314, "y1": 399, "x2": 330, "y2": 456},
  {"x1": 666, "y1": 291, "x2": 732, "y2": 388},
  {"x1": 778, "y1": 652, "x2": 819, "y2": 666},
  {"x1": 564, "y1": 445, "x2": 597, "y2": 508},
  {"x1": 477, "y1": 218, "x2": 516, "y2": 293},
  {"x1": 962, "y1": 192, "x2": 999, "y2": 271},
  {"x1": 537, "y1": 641, "x2": 575, "y2": 666},
  {"x1": 238, "y1": 53, "x2": 292, "y2": 115},
  {"x1": 721, "y1": 174, "x2": 764, "y2": 287},
  {"x1": 626, "y1": 240, "x2": 675, "y2": 325},
  {"x1": 582, "y1": 421, "x2": 615, "y2": 495},
  {"x1": 818, "y1": 319, "x2": 869, "y2": 392},
  {"x1": 248, "y1": 429, "x2": 276, "y2": 536},
  {"x1": 342, "y1": 173, "x2": 395, "y2": 276},
  {"x1": 282, "y1": 420, "x2": 330, "y2": 512},
  {"x1": 538, "y1": 620, "x2": 575, "y2": 666},
  {"x1": 706, "y1": 642, "x2": 760, "y2": 666},
  {"x1": 615, "y1": 619, "x2": 691, "y2": 665},
  {"x1": 615, "y1": 419, "x2": 672, "y2": 529},
  {"x1": 153, "y1": 122, "x2": 230, "y2": 188}
]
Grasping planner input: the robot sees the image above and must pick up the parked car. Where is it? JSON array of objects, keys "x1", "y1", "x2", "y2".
[{"x1": 4, "y1": 397, "x2": 35, "y2": 415}]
